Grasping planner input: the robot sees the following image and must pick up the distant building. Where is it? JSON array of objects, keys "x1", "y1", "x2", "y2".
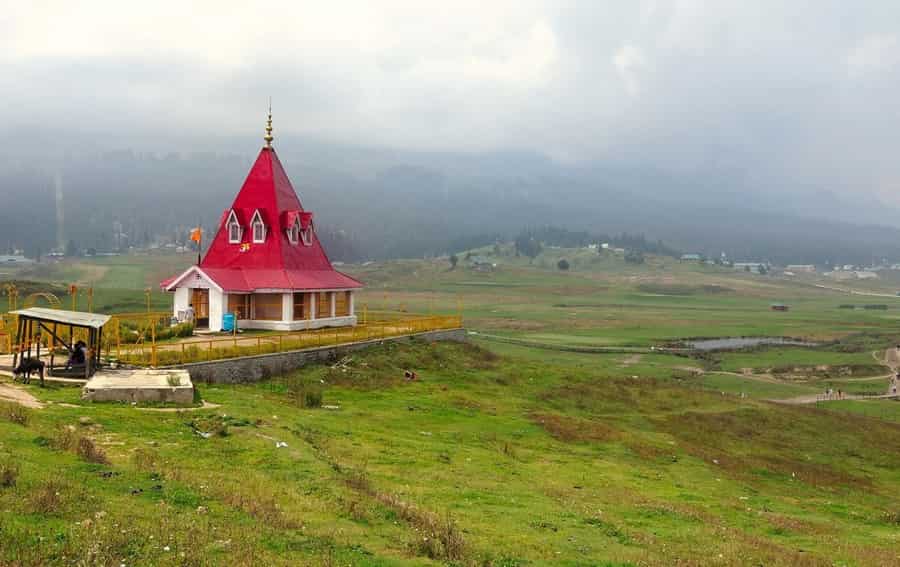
[
  {"x1": 854, "y1": 271, "x2": 879, "y2": 279},
  {"x1": 786, "y1": 264, "x2": 815, "y2": 273},
  {"x1": 733, "y1": 262, "x2": 766, "y2": 274},
  {"x1": 680, "y1": 253, "x2": 702, "y2": 262},
  {"x1": 0, "y1": 255, "x2": 34, "y2": 266},
  {"x1": 469, "y1": 255, "x2": 496, "y2": 272}
]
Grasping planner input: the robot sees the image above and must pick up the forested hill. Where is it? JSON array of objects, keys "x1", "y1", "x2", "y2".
[{"x1": 2, "y1": 141, "x2": 900, "y2": 265}]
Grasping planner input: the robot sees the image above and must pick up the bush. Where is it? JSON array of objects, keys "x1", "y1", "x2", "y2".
[
  {"x1": 0, "y1": 460, "x2": 18, "y2": 488},
  {"x1": 28, "y1": 479, "x2": 66, "y2": 514},
  {"x1": 1, "y1": 402, "x2": 30, "y2": 426},
  {"x1": 624, "y1": 250, "x2": 645, "y2": 264},
  {"x1": 50, "y1": 424, "x2": 78, "y2": 451},
  {"x1": 76, "y1": 437, "x2": 109, "y2": 464},
  {"x1": 557, "y1": 258, "x2": 570, "y2": 271},
  {"x1": 303, "y1": 389, "x2": 323, "y2": 408},
  {"x1": 285, "y1": 377, "x2": 324, "y2": 408},
  {"x1": 131, "y1": 447, "x2": 159, "y2": 472},
  {"x1": 173, "y1": 321, "x2": 195, "y2": 338}
]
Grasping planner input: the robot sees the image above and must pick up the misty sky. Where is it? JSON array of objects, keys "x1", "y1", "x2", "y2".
[{"x1": 3, "y1": 1, "x2": 900, "y2": 205}]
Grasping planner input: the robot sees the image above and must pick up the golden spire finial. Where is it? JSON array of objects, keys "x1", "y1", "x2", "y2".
[{"x1": 264, "y1": 98, "x2": 274, "y2": 148}]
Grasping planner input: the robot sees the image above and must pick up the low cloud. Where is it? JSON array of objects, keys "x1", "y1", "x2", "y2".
[{"x1": 2, "y1": 1, "x2": 900, "y2": 212}]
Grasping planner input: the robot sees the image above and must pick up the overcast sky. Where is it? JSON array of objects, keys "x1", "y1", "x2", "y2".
[{"x1": 3, "y1": 1, "x2": 900, "y2": 204}]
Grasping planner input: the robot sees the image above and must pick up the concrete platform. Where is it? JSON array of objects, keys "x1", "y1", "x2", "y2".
[{"x1": 82, "y1": 368, "x2": 194, "y2": 405}]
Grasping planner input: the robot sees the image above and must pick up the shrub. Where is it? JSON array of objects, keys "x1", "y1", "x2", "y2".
[
  {"x1": 50, "y1": 424, "x2": 78, "y2": 451},
  {"x1": 77, "y1": 437, "x2": 109, "y2": 464},
  {"x1": 0, "y1": 460, "x2": 18, "y2": 488},
  {"x1": 173, "y1": 322, "x2": 194, "y2": 338},
  {"x1": 286, "y1": 378, "x2": 324, "y2": 408},
  {"x1": 131, "y1": 447, "x2": 159, "y2": 472},
  {"x1": 1, "y1": 402, "x2": 30, "y2": 426},
  {"x1": 624, "y1": 249, "x2": 645, "y2": 264},
  {"x1": 28, "y1": 479, "x2": 66, "y2": 514},
  {"x1": 557, "y1": 258, "x2": 570, "y2": 271},
  {"x1": 303, "y1": 389, "x2": 323, "y2": 408}
]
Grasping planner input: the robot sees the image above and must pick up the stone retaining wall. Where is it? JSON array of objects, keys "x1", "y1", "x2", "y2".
[{"x1": 175, "y1": 328, "x2": 467, "y2": 384}]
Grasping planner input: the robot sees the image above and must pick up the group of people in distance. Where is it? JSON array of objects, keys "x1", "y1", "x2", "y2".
[{"x1": 824, "y1": 387, "x2": 843, "y2": 400}]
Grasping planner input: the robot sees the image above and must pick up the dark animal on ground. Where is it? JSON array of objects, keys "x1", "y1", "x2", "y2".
[{"x1": 14, "y1": 357, "x2": 45, "y2": 386}]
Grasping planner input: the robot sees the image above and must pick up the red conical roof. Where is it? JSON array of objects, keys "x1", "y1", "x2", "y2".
[{"x1": 180, "y1": 147, "x2": 362, "y2": 292}]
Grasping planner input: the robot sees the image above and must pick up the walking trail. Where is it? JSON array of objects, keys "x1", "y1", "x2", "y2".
[{"x1": 770, "y1": 347, "x2": 900, "y2": 405}]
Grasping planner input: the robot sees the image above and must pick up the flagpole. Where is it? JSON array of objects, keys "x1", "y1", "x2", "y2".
[{"x1": 196, "y1": 221, "x2": 202, "y2": 266}]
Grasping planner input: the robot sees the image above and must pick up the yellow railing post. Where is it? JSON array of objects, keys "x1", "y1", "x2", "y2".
[{"x1": 151, "y1": 322, "x2": 157, "y2": 367}]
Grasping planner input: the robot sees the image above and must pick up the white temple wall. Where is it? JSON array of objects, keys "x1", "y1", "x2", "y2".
[
  {"x1": 173, "y1": 287, "x2": 189, "y2": 319},
  {"x1": 208, "y1": 288, "x2": 225, "y2": 332}
]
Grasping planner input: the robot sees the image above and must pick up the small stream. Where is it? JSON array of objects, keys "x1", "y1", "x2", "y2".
[{"x1": 685, "y1": 337, "x2": 818, "y2": 352}]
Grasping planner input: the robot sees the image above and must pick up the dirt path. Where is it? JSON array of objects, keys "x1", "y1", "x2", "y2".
[
  {"x1": 881, "y1": 347, "x2": 900, "y2": 371},
  {"x1": 770, "y1": 348, "x2": 899, "y2": 404},
  {"x1": 0, "y1": 381, "x2": 44, "y2": 409},
  {"x1": 812, "y1": 283, "x2": 900, "y2": 298},
  {"x1": 773, "y1": 392, "x2": 900, "y2": 405}
]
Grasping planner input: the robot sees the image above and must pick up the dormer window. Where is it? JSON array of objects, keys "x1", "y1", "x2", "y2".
[
  {"x1": 250, "y1": 210, "x2": 266, "y2": 243},
  {"x1": 300, "y1": 224, "x2": 313, "y2": 246},
  {"x1": 287, "y1": 219, "x2": 300, "y2": 244},
  {"x1": 226, "y1": 210, "x2": 242, "y2": 244}
]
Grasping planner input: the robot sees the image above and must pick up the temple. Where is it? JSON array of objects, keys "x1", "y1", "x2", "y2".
[{"x1": 161, "y1": 110, "x2": 363, "y2": 332}]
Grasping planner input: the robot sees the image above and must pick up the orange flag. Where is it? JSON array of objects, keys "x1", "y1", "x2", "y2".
[{"x1": 190, "y1": 227, "x2": 202, "y2": 243}]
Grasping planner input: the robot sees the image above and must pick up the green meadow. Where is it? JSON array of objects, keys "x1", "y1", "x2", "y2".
[{"x1": 1, "y1": 249, "x2": 899, "y2": 565}]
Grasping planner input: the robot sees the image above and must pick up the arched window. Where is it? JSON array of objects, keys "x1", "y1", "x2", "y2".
[
  {"x1": 226, "y1": 210, "x2": 242, "y2": 244},
  {"x1": 251, "y1": 210, "x2": 266, "y2": 243}
]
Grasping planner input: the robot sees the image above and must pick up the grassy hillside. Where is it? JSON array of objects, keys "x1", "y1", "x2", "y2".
[
  {"x1": 2, "y1": 250, "x2": 900, "y2": 565},
  {"x1": 1, "y1": 341, "x2": 899, "y2": 566}
]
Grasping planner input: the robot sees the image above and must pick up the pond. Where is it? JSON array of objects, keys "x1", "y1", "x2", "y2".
[{"x1": 685, "y1": 337, "x2": 819, "y2": 351}]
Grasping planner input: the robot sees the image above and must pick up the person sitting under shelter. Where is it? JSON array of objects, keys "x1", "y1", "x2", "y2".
[{"x1": 67, "y1": 340, "x2": 87, "y2": 368}]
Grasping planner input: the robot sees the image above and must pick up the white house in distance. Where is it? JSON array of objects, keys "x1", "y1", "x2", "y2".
[{"x1": 161, "y1": 112, "x2": 363, "y2": 332}]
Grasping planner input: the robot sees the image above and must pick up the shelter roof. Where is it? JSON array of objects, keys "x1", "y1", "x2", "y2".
[{"x1": 11, "y1": 308, "x2": 111, "y2": 329}]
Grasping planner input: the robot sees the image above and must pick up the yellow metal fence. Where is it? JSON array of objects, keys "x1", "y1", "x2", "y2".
[
  {"x1": 2, "y1": 310, "x2": 463, "y2": 368},
  {"x1": 116, "y1": 315, "x2": 462, "y2": 367}
]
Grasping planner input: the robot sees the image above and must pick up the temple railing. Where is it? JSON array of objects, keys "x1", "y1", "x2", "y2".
[{"x1": 114, "y1": 314, "x2": 463, "y2": 367}]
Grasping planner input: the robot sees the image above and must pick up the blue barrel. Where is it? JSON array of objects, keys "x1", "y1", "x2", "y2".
[{"x1": 222, "y1": 312, "x2": 236, "y2": 332}]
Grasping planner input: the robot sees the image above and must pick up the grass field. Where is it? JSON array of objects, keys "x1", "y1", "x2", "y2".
[
  {"x1": 1, "y1": 249, "x2": 900, "y2": 565},
  {"x1": 2, "y1": 341, "x2": 900, "y2": 566}
]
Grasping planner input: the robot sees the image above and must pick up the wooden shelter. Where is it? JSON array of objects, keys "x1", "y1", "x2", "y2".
[{"x1": 11, "y1": 308, "x2": 111, "y2": 379}]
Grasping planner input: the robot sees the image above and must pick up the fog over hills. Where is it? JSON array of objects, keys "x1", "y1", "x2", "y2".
[
  {"x1": 3, "y1": 133, "x2": 900, "y2": 266},
  {"x1": 4, "y1": 2, "x2": 900, "y2": 265}
]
